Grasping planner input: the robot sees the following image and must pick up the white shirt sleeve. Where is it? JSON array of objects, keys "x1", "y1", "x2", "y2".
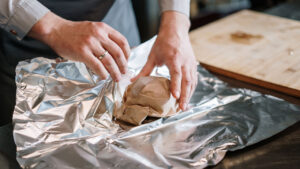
[
  {"x1": 158, "y1": 0, "x2": 190, "y2": 17},
  {"x1": 0, "y1": 0, "x2": 49, "y2": 40}
]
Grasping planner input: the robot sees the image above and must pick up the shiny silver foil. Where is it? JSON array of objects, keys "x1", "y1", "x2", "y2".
[{"x1": 13, "y1": 37, "x2": 300, "y2": 169}]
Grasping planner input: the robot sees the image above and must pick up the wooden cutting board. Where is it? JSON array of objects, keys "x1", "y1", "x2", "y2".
[{"x1": 190, "y1": 10, "x2": 300, "y2": 97}]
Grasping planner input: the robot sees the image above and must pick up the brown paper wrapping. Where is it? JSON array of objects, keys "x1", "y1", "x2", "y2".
[{"x1": 115, "y1": 76, "x2": 179, "y2": 125}]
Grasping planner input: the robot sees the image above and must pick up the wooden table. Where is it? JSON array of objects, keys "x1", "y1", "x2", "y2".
[{"x1": 190, "y1": 10, "x2": 300, "y2": 97}]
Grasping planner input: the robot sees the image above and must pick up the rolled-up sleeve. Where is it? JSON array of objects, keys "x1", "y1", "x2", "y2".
[
  {"x1": 159, "y1": 0, "x2": 190, "y2": 17},
  {"x1": 0, "y1": 0, "x2": 49, "y2": 40}
]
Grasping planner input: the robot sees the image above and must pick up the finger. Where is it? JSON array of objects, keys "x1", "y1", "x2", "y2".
[
  {"x1": 108, "y1": 29, "x2": 131, "y2": 60},
  {"x1": 169, "y1": 64, "x2": 182, "y2": 99},
  {"x1": 131, "y1": 54, "x2": 155, "y2": 82},
  {"x1": 193, "y1": 66, "x2": 199, "y2": 94},
  {"x1": 193, "y1": 71, "x2": 198, "y2": 94},
  {"x1": 188, "y1": 69, "x2": 197, "y2": 103},
  {"x1": 180, "y1": 66, "x2": 192, "y2": 111},
  {"x1": 92, "y1": 44, "x2": 122, "y2": 82},
  {"x1": 102, "y1": 39, "x2": 128, "y2": 74},
  {"x1": 83, "y1": 50, "x2": 109, "y2": 80}
]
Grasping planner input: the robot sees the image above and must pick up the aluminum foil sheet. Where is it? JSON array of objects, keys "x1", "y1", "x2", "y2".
[{"x1": 13, "y1": 37, "x2": 300, "y2": 169}]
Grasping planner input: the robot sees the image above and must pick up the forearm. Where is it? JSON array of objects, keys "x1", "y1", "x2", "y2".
[
  {"x1": 159, "y1": 11, "x2": 190, "y2": 38},
  {"x1": 158, "y1": 0, "x2": 190, "y2": 36},
  {"x1": 28, "y1": 11, "x2": 66, "y2": 45}
]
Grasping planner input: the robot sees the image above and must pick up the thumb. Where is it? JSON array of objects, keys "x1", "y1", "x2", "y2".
[{"x1": 131, "y1": 57, "x2": 155, "y2": 82}]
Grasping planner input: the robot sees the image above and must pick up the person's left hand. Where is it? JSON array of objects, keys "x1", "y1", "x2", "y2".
[{"x1": 132, "y1": 11, "x2": 198, "y2": 111}]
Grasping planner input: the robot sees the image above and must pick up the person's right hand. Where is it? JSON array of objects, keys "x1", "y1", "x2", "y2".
[{"x1": 29, "y1": 12, "x2": 130, "y2": 82}]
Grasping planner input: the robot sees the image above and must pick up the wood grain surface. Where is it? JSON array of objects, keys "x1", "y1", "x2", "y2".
[{"x1": 190, "y1": 10, "x2": 300, "y2": 97}]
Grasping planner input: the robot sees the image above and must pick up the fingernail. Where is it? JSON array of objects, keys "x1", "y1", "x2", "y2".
[
  {"x1": 116, "y1": 76, "x2": 121, "y2": 82},
  {"x1": 124, "y1": 68, "x2": 128, "y2": 74},
  {"x1": 182, "y1": 103, "x2": 187, "y2": 110},
  {"x1": 130, "y1": 77, "x2": 135, "y2": 82},
  {"x1": 175, "y1": 91, "x2": 180, "y2": 98}
]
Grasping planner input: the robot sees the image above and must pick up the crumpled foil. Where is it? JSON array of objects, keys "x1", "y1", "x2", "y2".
[{"x1": 13, "y1": 37, "x2": 300, "y2": 169}]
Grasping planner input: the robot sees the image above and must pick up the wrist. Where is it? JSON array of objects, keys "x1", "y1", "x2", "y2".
[
  {"x1": 28, "y1": 12, "x2": 66, "y2": 44},
  {"x1": 159, "y1": 11, "x2": 190, "y2": 36}
]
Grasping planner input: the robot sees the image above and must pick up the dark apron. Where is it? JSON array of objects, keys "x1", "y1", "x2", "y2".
[{"x1": 0, "y1": 0, "x2": 140, "y2": 126}]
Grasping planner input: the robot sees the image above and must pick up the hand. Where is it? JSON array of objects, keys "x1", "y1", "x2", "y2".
[
  {"x1": 132, "y1": 11, "x2": 198, "y2": 111},
  {"x1": 29, "y1": 12, "x2": 130, "y2": 82}
]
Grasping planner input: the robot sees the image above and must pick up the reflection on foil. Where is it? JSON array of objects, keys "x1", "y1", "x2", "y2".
[{"x1": 13, "y1": 37, "x2": 300, "y2": 169}]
